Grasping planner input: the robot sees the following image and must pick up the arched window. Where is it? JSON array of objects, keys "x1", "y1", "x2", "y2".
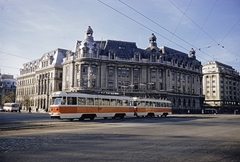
[
  {"x1": 172, "y1": 98, "x2": 176, "y2": 106},
  {"x1": 183, "y1": 99, "x2": 186, "y2": 107},
  {"x1": 178, "y1": 98, "x2": 181, "y2": 106},
  {"x1": 188, "y1": 99, "x2": 191, "y2": 106}
]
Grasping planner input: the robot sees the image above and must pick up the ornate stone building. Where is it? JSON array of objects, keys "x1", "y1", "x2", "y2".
[
  {"x1": 16, "y1": 49, "x2": 67, "y2": 111},
  {"x1": 62, "y1": 26, "x2": 203, "y2": 113},
  {"x1": 202, "y1": 61, "x2": 240, "y2": 113},
  {"x1": 16, "y1": 26, "x2": 203, "y2": 113}
]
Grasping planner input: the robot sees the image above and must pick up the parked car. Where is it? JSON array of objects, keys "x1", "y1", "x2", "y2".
[{"x1": 3, "y1": 103, "x2": 19, "y2": 112}]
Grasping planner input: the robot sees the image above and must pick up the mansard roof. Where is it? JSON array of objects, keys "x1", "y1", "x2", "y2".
[
  {"x1": 161, "y1": 46, "x2": 201, "y2": 67},
  {"x1": 40, "y1": 48, "x2": 68, "y2": 66},
  {"x1": 99, "y1": 40, "x2": 144, "y2": 59}
]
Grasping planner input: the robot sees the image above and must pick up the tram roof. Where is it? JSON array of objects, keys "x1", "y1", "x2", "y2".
[{"x1": 52, "y1": 91, "x2": 171, "y2": 103}]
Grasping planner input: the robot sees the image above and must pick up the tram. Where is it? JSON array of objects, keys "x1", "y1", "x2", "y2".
[{"x1": 49, "y1": 91, "x2": 172, "y2": 120}]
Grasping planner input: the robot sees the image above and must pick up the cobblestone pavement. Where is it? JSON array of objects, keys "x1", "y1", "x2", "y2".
[{"x1": 0, "y1": 114, "x2": 240, "y2": 162}]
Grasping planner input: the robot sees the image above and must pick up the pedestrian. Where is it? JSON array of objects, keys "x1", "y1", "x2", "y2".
[
  {"x1": 19, "y1": 106, "x2": 21, "y2": 113},
  {"x1": 36, "y1": 107, "x2": 39, "y2": 112},
  {"x1": 28, "y1": 107, "x2": 32, "y2": 113}
]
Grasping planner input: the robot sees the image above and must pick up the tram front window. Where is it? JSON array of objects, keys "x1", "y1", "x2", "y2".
[{"x1": 53, "y1": 98, "x2": 62, "y2": 105}]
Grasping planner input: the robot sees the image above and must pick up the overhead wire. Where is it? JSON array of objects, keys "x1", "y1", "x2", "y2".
[
  {"x1": 168, "y1": 0, "x2": 219, "y2": 45},
  {"x1": 168, "y1": 0, "x2": 240, "y2": 59},
  {"x1": 98, "y1": 1, "x2": 191, "y2": 53},
  {"x1": 0, "y1": 65, "x2": 20, "y2": 70},
  {"x1": 167, "y1": 0, "x2": 193, "y2": 46},
  {"x1": 193, "y1": 0, "x2": 218, "y2": 45},
  {"x1": 117, "y1": 0, "x2": 213, "y2": 61},
  {"x1": 0, "y1": 51, "x2": 33, "y2": 60},
  {"x1": 219, "y1": 18, "x2": 240, "y2": 44}
]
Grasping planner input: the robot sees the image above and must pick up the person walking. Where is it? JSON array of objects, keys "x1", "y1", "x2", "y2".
[
  {"x1": 19, "y1": 106, "x2": 21, "y2": 113},
  {"x1": 28, "y1": 107, "x2": 32, "y2": 113}
]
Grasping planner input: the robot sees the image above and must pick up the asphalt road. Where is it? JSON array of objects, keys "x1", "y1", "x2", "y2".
[{"x1": 0, "y1": 112, "x2": 240, "y2": 162}]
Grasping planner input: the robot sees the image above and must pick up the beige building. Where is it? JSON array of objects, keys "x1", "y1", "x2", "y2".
[
  {"x1": 16, "y1": 49, "x2": 67, "y2": 111},
  {"x1": 202, "y1": 61, "x2": 240, "y2": 113},
  {"x1": 62, "y1": 26, "x2": 203, "y2": 113},
  {"x1": 16, "y1": 26, "x2": 203, "y2": 113}
]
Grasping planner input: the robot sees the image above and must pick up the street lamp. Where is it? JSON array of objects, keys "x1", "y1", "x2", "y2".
[
  {"x1": 140, "y1": 82, "x2": 154, "y2": 98},
  {"x1": 121, "y1": 84, "x2": 134, "y2": 96}
]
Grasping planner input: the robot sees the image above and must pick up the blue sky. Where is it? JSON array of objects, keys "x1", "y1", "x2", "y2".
[{"x1": 0, "y1": 0, "x2": 240, "y2": 77}]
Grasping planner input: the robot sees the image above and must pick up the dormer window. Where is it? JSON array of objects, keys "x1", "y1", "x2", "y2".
[
  {"x1": 110, "y1": 54, "x2": 114, "y2": 59},
  {"x1": 135, "y1": 54, "x2": 139, "y2": 61},
  {"x1": 134, "y1": 52, "x2": 140, "y2": 61},
  {"x1": 151, "y1": 55, "x2": 156, "y2": 62},
  {"x1": 92, "y1": 48, "x2": 98, "y2": 58},
  {"x1": 119, "y1": 46, "x2": 126, "y2": 49},
  {"x1": 109, "y1": 50, "x2": 115, "y2": 60}
]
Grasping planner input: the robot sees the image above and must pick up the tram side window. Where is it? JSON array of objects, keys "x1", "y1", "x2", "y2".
[
  {"x1": 162, "y1": 103, "x2": 166, "y2": 107},
  {"x1": 117, "y1": 100, "x2": 123, "y2": 106},
  {"x1": 146, "y1": 101, "x2": 150, "y2": 106},
  {"x1": 87, "y1": 98, "x2": 94, "y2": 105},
  {"x1": 95, "y1": 98, "x2": 101, "y2": 105},
  {"x1": 111, "y1": 99, "x2": 117, "y2": 106},
  {"x1": 156, "y1": 102, "x2": 160, "y2": 107},
  {"x1": 78, "y1": 97, "x2": 86, "y2": 105},
  {"x1": 61, "y1": 97, "x2": 66, "y2": 105},
  {"x1": 102, "y1": 98, "x2": 110, "y2": 105},
  {"x1": 149, "y1": 102, "x2": 153, "y2": 107},
  {"x1": 67, "y1": 97, "x2": 77, "y2": 105},
  {"x1": 123, "y1": 100, "x2": 128, "y2": 106},
  {"x1": 152, "y1": 102, "x2": 156, "y2": 107},
  {"x1": 140, "y1": 101, "x2": 145, "y2": 106}
]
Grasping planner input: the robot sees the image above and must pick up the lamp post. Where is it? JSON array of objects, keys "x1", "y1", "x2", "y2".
[
  {"x1": 140, "y1": 82, "x2": 154, "y2": 98},
  {"x1": 121, "y1": 84, "x2": 134, "y2": 96}
]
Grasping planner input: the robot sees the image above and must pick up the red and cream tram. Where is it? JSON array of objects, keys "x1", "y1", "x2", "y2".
[{"x1": 49, "y1": 91, "x2": 172, "y2": 120}]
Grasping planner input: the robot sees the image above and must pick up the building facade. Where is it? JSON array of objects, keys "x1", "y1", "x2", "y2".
[
  {"x1": 16, "y1": 49, "x2": 67, "y2": 111},
  {"x1": 62, "y1": 26, "x2": 203, "y2": 113},
  {"x1": 0, "y1": 74, "x2": 16, "y2": 107},
  {"x1": 202, "y1": 61, "x2": 240, "y2": 113},
  {"x1": 16, "y1": 26, "x2": 203, "y2": 113}
]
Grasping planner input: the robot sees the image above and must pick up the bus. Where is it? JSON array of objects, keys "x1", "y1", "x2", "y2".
[
  {"x1": 3, "y1": 103, "x2": 19, "y2": 112},
  {"x1": 49, "y1": 91, "x2": 172, "y2": 120}
]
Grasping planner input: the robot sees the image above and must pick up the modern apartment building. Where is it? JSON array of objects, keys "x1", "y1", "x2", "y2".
[{"x1": 202, "y1": 61, "x2": 240, "y2": 113}]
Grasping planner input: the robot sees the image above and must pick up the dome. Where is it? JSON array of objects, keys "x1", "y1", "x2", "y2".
[
  {"x1": 149, "y1": 33, "x2": 156, "y2": 42},
  {"x1": 78, "y1": 26, "x2": 99, "y2": 56},
  {"x1": 149, "y1": 33, "x2": 157, "y2": 47},
  {"x1": 85, "y1": 26, "x2": 93, "y2": 36}
]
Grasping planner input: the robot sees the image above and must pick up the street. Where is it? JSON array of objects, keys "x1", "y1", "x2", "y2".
[{"x1": 0, "y1": 112, "x2": 240, "y2": 162}]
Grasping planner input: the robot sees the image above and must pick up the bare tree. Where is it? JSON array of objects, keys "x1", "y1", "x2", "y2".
[
  {"x1": 22, "y1": 95, "x2": 31, "y2": 110},
  {"x1": 1, "y1": 91, "x2": 15, "y2": 105}
]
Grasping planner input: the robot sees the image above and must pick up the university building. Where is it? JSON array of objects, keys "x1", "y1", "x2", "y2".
[
  {"x1": 202, "y1": 61, "x2": 240, "y2": 113},
  {"x1": 16, "y1": 49, "x2": 67, "y2": 111},
  {"x1": 16, "y1": 26, "x2": 203, "y2": 113}
]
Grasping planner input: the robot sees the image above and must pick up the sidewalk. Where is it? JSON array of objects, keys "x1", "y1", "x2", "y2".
[{"x1": 19, "y1": 109, "x2": 48, "y2": 114}]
